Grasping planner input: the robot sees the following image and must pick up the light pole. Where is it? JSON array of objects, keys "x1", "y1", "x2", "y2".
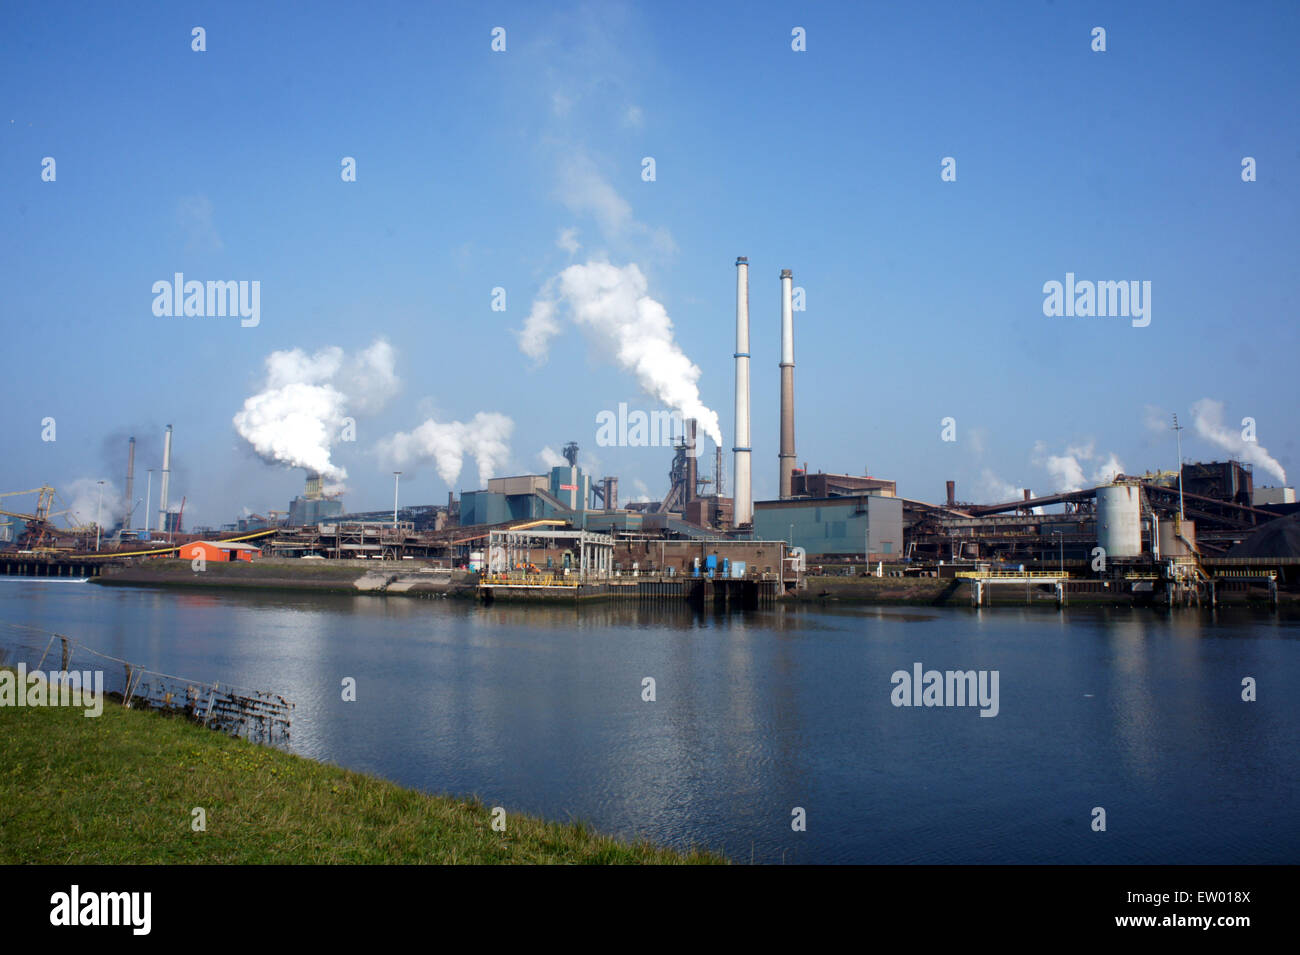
[
  {"x1": 144, "y1": 469, "x2": 153, "y2": 536},
  {"x1": 1172, "y1": 413, "x2": 1185, "y2": 520},
  {"x1": 95, "y1": 480, "x2": 105, "y2": 552},
  {"x1": 392, "y1": 471, "x2": 402, "y2": 526}
]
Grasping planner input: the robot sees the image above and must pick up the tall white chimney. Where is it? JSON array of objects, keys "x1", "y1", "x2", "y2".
[
  {"x1": 779, "y1": 269, "x2": 796, "y2": 499},
  {"x1": 733, "y1": 257, "x2": 753, "y2": 526},
  {"x1": 158, "y1": 424, "x2": 173, "y2": 534}
]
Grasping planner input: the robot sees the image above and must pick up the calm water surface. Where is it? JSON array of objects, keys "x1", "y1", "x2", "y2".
[{"x1": 2, "y1": 579, "x2": 1297, "y2": 864}]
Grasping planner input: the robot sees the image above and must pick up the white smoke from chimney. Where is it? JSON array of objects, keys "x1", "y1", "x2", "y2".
[
  {"x1": 538, "y1": 446, "x2": 566, "y2": 469},
  {"x1": 233, "y1": 340, "x2": 400, "y2": 482},
  {"x1": 378, "y1": 412, "x2": 514, "y2": 488},
  {"x1": 1190, "y1": 398, "x2": 1286, "y2": 483},
  {"x1": 519, "y1": 261, "x2": 723, "y2": 446},
  {"x1": 1033, "y1": 440, "x2": 1126, "y2": 492}
]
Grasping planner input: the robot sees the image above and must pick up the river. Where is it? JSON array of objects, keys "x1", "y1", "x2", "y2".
[{"x1": 2, "y1": 578, "x2": 1297, "y2": 864}]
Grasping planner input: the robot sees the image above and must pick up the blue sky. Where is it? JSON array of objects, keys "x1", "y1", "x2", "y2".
[{"x1": 3, "y1": 0, "x2": 1297, "y2": 528}]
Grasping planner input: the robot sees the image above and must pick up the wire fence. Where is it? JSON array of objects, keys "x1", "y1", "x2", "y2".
[{"x1": 0, "y1": 620, "x2": 292, "y2": 744}]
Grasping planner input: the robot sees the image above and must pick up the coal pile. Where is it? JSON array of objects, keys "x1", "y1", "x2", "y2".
[{"x1": 1229, "y1": 514, "x2": 1300, "y2": 558}]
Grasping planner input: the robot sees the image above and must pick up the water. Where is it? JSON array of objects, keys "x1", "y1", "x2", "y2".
[{"x1": 2, "y1": 578, "x2": 1298, "y2": 864}]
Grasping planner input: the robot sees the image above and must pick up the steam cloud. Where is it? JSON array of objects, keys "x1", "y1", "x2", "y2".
[
  {"x1": 64, "y1": 478, "x2": 125, "y2": 528},
  {"x1": 519, "y1": 261, "x2": 723, "y2": 447},
  {"x1": 378, "y1": 413, "x2": 514, "y2": 488},
  {"x1": 1190, "y1": 399, "x2": 1286, "y2": 483},
  {"x1": 233, "y1": 340, "x2": 399, "y2": 483},
  {"x1": 1033, "y1": 440, "x2": 1125, "y2": 492}
]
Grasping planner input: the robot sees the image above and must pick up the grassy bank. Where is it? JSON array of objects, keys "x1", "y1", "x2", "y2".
[{"x1": 0, "y1": 691, "x2": 722, "y2": 865}]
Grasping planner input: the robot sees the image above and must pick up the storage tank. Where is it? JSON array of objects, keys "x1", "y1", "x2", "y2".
[
  {"x1": 1158, "y1": 518, "x2": 1197, "y2": 557},
  {"x1": 1096, "y1": 484, "x2": 1143, "y2": 558}
]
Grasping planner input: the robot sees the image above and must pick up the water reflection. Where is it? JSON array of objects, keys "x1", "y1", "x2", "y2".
[{"x1": 0, "y1": 580, "x2": 1296, "y2": 863}]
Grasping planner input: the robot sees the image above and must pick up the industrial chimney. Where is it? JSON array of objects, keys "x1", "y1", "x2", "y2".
[
  {"x1": 733, "y1": 257, "x2": 753, "y2": 527},
  {"x1": 685, "y1": 418, "x2": 698, "y2": 505},
  {"x1": 157, "y1": 424, "x2": 173, "y2": 534},
  {"x1": 124, "y1": 436, "x2": 136, "y2": 531},
  {"x1": 779, "y1": 269, "x2": 796, "y2": 500},
  {"x1": 946, "y1": 480, "x2": 956, "y2": 507}
]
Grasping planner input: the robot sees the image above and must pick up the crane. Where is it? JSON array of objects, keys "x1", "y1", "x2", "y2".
[{"x1": 0, "y1": 485, "x2": 97, "y2": 552}]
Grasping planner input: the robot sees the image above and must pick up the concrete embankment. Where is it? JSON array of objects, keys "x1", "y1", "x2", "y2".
[
  {"x1": 791, "y1": 575, "x2": 1296, "y2": 607},
  {"x1": 94, "y1": 558, "x2": 479, "y2": 598}
]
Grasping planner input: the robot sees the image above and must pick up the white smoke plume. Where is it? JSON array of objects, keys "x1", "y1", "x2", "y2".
[
  {"x1": 519, "y1": 261, "x2": 722, "y2": 446},
  {"x1": 1190, "y1": 398, "x2": 1287, "y2": 483},
  {"x1": 538, "y1": 446, "x2": 566, "y2": 469},
  {"x1": 976, "y1": 469, "x2": 1026, "y2": 504},
  {"x1": 63, "y1": 478, "x2": 125, "y2": 528},
  {"x1": 378, "y1": 412, "x2": 514, "y2": 488},
  {"x1": 233, "y1": 340, "x2": 400, "y2": 482},
  {"x1": 1032, "y1": 440, "x2": 1126, "y2": 492}
]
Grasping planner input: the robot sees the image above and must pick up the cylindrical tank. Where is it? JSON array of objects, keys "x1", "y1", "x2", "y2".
[
  {"x1": 1158, "y1": 518, "x2": 1197, "y2": 557},
  {"x1": 1096, "y1": 484, "x2": 1143, "y2": 558}
]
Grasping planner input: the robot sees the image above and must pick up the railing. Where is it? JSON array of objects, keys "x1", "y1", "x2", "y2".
[
  {"x1": 479, "y1": 573, "x2": 581, "y2": 588},
  {"x1": 955, "y1": 571, "x2": 1071, "y2": 579}
]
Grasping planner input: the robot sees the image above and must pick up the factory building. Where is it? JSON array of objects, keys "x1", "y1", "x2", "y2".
[
  {"x1": 790, "y1": 470, "x2": 896, "y2": 498},
  {"x1": 1253, "y1": 486, "x2": 1296, "y2": 506},
  {"x1": 460, "y1": 466, "x2": 594, "y2": 527},
  {"x1": 288, "y1": 472, "x2": 344, "y2": 526},
  {"x1": 753, "y1": 494, "x2": 903, "y2": 558}
]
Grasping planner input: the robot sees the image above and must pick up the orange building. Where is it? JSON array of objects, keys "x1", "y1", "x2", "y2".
[{"x1": 178, "y1": 541, "x2": 261, "y2": 563}]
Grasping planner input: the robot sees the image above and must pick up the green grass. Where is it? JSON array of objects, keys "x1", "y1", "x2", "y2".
[{"x1": 0, "y1": 689, "x2": 724, "y2": 865}]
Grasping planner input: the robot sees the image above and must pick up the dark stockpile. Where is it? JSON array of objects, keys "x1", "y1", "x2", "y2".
[{"x1": 1229, "y1": 514, "x2": 1300, "y2": 559}]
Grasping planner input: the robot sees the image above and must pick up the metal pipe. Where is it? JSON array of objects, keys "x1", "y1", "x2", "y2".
[
  {"x1": 779, "y1": 269, "x2": 795, "y2": 500},
  {"x1": 733, "y1": 257, "x2": 753, "y2": 526}
]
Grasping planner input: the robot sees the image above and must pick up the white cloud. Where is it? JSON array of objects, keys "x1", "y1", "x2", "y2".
[{"x1": 556, "y1": 227, "x2": 580, "y2": 255}]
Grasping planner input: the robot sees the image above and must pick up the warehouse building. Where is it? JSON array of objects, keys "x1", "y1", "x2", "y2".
[{"x1": 753, "y1": 494, "x2": 903, "y2": 558}]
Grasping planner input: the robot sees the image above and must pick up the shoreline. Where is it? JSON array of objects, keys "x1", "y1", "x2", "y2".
[
  {"x1": 84, "y1": 561, "x2": 1297, "y2": 608},
  {"x1": 0, "y1": 674, "x2": 724, "y2": 865}
]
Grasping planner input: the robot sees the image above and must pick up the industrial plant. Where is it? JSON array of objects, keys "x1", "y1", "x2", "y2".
[{"x1": 2, "y1": 259, "x2": 1297, "y2": 610}]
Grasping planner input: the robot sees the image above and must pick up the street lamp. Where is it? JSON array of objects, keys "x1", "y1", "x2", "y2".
[
  {"x1": 393, "y1": 471, "x2": 402, "y2": 526},
  {"x1": 95, "y1": 480, "x2": 105, "y2": 552}
]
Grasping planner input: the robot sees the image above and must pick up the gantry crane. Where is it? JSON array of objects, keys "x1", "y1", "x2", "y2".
[{"x1": 0, "y1": 485, "x2": 97, "y2": 551}]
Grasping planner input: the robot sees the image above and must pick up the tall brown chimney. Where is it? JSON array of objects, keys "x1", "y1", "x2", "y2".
[
  {"x1": 946, "y1": 480, "x2": 956, "y2": 507},
  {"x1": 779, "y1": 269, "x2": 796, "y2": 499}
]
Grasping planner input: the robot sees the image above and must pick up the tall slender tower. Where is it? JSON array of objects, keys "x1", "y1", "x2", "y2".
[
  {"x1": 158, "y1": 424, "x2": 173, "y2": 533},
  {"x1": 733, "y1": 257, "x2": 753, "y2": 526},
  {"x1": 779, "y1": 269, "x2": 796, "y2": 499},
  {"x1": 124, "y1": 436, "x2": 136, "y2": 531}
]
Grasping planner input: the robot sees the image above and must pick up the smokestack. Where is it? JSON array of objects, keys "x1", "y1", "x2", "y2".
[
  {"x1": 779, "y1": 269, "x2": 795, "y2": 500},
  {"x1": 124, "y1": 437, "x2": 136, "y2": 531},
  {"x1": 685, "y1": 418, "x2": 698, "y2": 504},
  {"x1": 946, "y1": 480, "x2": 956, "y2": 507},
  {"x1": 157, "y1": 424, "x2": 173, "y2": 533},
  {"x1": 1024, "y1": 489, "x2": 1032, "y2": 502},
  {"x1": 604, "y1": 477, "x2": 618, "y2": 511},
  {"x1": 715, "y1": 445, "x2": 723, "y2": 498},
  {"x1": 733, "y1": 257, "x2": 753, "y2": 527}
]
